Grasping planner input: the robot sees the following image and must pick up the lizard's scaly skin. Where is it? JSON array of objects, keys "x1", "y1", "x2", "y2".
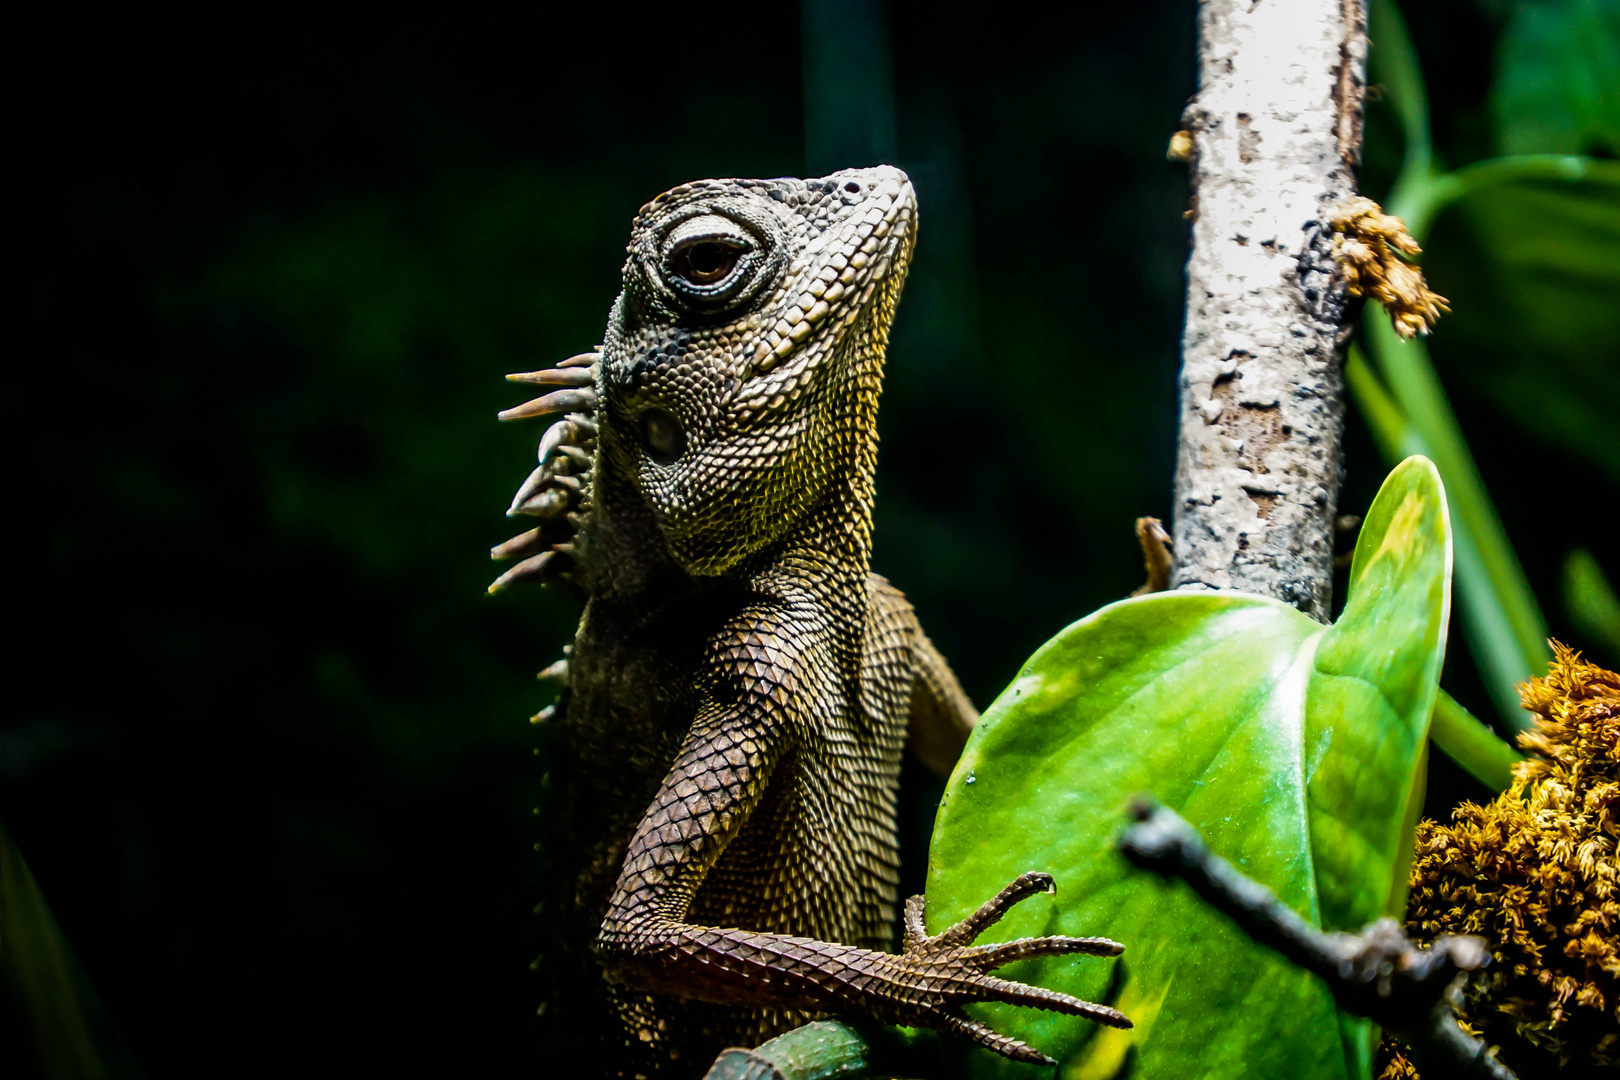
[{"x1": 493, "y1": 167, "x2": 1129, "y2": 1076}]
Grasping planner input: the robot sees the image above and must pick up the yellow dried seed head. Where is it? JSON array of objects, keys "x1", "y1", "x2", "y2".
[
  {"x1": 1328, "y1": 196, "x2": 1450, "y2": 339},
  {"x1": 1166, "y1": 129, "x2": 1194, "y2": 162}
]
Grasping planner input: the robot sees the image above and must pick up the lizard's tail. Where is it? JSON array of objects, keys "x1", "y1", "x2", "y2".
[{"x1": 488, "y1": 349, "x2": 600, "y2": 593}]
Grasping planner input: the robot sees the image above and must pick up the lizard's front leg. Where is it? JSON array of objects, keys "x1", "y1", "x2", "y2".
[{"x1": 594, "y1": 622, "x2": 1131, "y2": 1066}]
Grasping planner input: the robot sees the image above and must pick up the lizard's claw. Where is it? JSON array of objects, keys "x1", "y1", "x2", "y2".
[{"x1": 894, "y1": 871, "x2": 1130, "y2": 1066}]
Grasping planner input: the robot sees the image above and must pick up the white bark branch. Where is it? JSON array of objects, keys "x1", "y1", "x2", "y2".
[{"x1": 1171, "y1": 0, "x2": 1367, "y2": 622}]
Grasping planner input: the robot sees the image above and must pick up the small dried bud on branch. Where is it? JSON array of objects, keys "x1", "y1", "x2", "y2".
[{"x1": 1329, "y1": 196, "x2": 1449, "y2": 339}]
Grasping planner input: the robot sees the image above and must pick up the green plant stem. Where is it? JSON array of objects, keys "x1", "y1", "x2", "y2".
[
  {"x1": 1369, "y1": 0, "x2": 1432, "y2": 182},
  {"x1": 1564, "y1": 550, "x2": 1620, "y2": 660},
  {"x1": 1344, "y1": 345, "x2": 1419, "y2": 461},
  {"x1": 1406, "y1": 155, "x2": 1614, "y2": 239},
  {"x1": 1430, "y1": 691, "x2": 1524, "y2": 792}
]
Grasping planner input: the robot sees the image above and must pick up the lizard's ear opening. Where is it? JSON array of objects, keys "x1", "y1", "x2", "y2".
[{"x1": 638, "y1": 408, "x2": 686, "y2": 465}]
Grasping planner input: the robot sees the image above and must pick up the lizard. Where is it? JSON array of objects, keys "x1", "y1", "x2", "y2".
[{"x1": 489, "y1": 165, "x2": 1131, "y2": 1077}]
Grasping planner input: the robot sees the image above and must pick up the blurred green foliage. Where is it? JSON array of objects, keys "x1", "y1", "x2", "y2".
[
  {"x1": 1494, "y1": 0, "x2": 1620, "y2": 156},
  {"x1": 1356, "y1": 0, "x2": 1619, "y2": 725}
]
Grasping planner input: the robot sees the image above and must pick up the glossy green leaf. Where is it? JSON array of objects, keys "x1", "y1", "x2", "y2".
[{"x1": 926, "y1": 458, "x2": 1451, "y2": 1079}]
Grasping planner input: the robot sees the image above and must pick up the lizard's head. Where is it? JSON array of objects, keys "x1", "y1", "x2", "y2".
[{"x1": 598, "y1": 165, "x2": 917, "y2": 577}]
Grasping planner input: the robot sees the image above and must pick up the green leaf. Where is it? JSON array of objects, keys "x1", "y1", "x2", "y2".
[
  {"x1": 926, "y1": 458, "x2": 1451, "y2": 1079},
  {"x1": 1, "y1": 822, "x2": 146, "y2": 1077},
  {"x1": 1425, "y1": 169, "x2": 1620, "y2": 482},
  {"x1": 1493, "y1": 0, "x2": 1620, "y2": 158},
  {"x1": 1564, "y1": 548, "x2": 1620, "y2": 662}
]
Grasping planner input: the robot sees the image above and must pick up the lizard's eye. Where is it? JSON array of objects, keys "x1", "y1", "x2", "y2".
[
  {"x1": 659, "y1": 214, "x2": 770, "y2": 307},
  {"x1": 639, "y1": 408, "x2": 686, "y2": 464},
  {"x1": 674, "y1": 240, "x2": 744, "y2": 286}
]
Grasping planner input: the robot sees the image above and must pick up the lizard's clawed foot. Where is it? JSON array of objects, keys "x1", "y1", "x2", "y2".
[{"x1": 895, "y1": 871, "x2": 1130, "y2": 1066}]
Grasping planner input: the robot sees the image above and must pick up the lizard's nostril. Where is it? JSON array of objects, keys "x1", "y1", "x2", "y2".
[{"x1": 844, "y1": 181, "x2": 861, "y2": 194}]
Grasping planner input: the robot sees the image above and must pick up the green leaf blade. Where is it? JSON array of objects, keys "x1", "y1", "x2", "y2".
[
  {"x1": 929, "y1": 593, "x2": 1339, "y2": 1079},
  {"x1": 1307, "y1": 456, "x2": 1452, "y2": 930},
  {"x1": 927, "y1": 458, "x2": 1455, "y2": 1079}
]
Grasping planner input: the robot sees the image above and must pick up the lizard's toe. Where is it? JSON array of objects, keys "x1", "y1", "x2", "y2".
[
  {"x1": 972, "y1": 975, "x2": 1133, "y2": 1028},
  {"x1": 971, "y1": 934, "x2": 1125, "y2": 970},
  {"x1": 940, "y1": 1010, "x2": 1058, "y2": 1066}
]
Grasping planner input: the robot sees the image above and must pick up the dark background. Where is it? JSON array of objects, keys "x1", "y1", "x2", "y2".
[{"x1": 6, "y1": 1, "x2": 1613, "y2": 1074}]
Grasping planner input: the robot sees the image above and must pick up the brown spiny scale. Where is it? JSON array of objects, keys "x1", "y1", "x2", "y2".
[
  {"x1": 498, "y1": 387, "x2": 597, "y2": 422},
  {"x1": 509, "y1": 488, "x2": 570, "y2": 520},
  {"x1": 499, "y1": 167, "x2": 1125, "y2": 1076},
  {"x1": 487, "y1": 549, "x2": 561, "y2": 594},
  {"x1": 507, "y1": 461, "x2": 575, "y2": 516},
  {"x1": 506, "y1": 366, "x2": 596, "y2": 387},
  {"x1": 492, "y1": 528, "x2": 546, "y2": 562},
  {"x1": 537, "y1": 420, "x2": 592, "y2": 468}
]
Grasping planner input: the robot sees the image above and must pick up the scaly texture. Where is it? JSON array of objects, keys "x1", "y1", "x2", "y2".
[
  {"x1": 1379, "y1": 644, "x2": 1619, "y2": 1077},
  {"x1": 490, "y1": 168, "x2": 1129, "y2": 1077}
]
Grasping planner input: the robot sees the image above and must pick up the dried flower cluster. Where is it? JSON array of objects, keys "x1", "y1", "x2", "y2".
[
  {"x1": 1380, "y1": 644, "x2": 1619, "y2": 1077},
  {"x1": 1329, "y1": 196, "x2": 1450, "y2": 339}
]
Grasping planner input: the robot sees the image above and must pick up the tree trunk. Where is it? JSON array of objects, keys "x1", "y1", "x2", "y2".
[{"x1": 1171, "y1": 0, "x2": 1367, "y2": 622}]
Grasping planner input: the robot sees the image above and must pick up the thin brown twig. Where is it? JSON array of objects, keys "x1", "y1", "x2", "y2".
[{"x1": 1118, "y1": 796, "x2": 1516, "y2": 1080}]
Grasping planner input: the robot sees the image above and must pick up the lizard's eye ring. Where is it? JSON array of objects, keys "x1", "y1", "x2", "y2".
[
  {"x1": 639, "y1": 408, "x2": 686, "y2": 465},
  {"x1": 673, "y1": 240, "x2": 744, "y2": 286},
  {"x1": 658, "y1": 213, "x2": 773, "y2": 308}
]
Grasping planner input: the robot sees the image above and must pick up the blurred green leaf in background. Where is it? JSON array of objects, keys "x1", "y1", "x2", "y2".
[{"x1": 1494, "y1": 0, "x2": 1620, "y2": 157}]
